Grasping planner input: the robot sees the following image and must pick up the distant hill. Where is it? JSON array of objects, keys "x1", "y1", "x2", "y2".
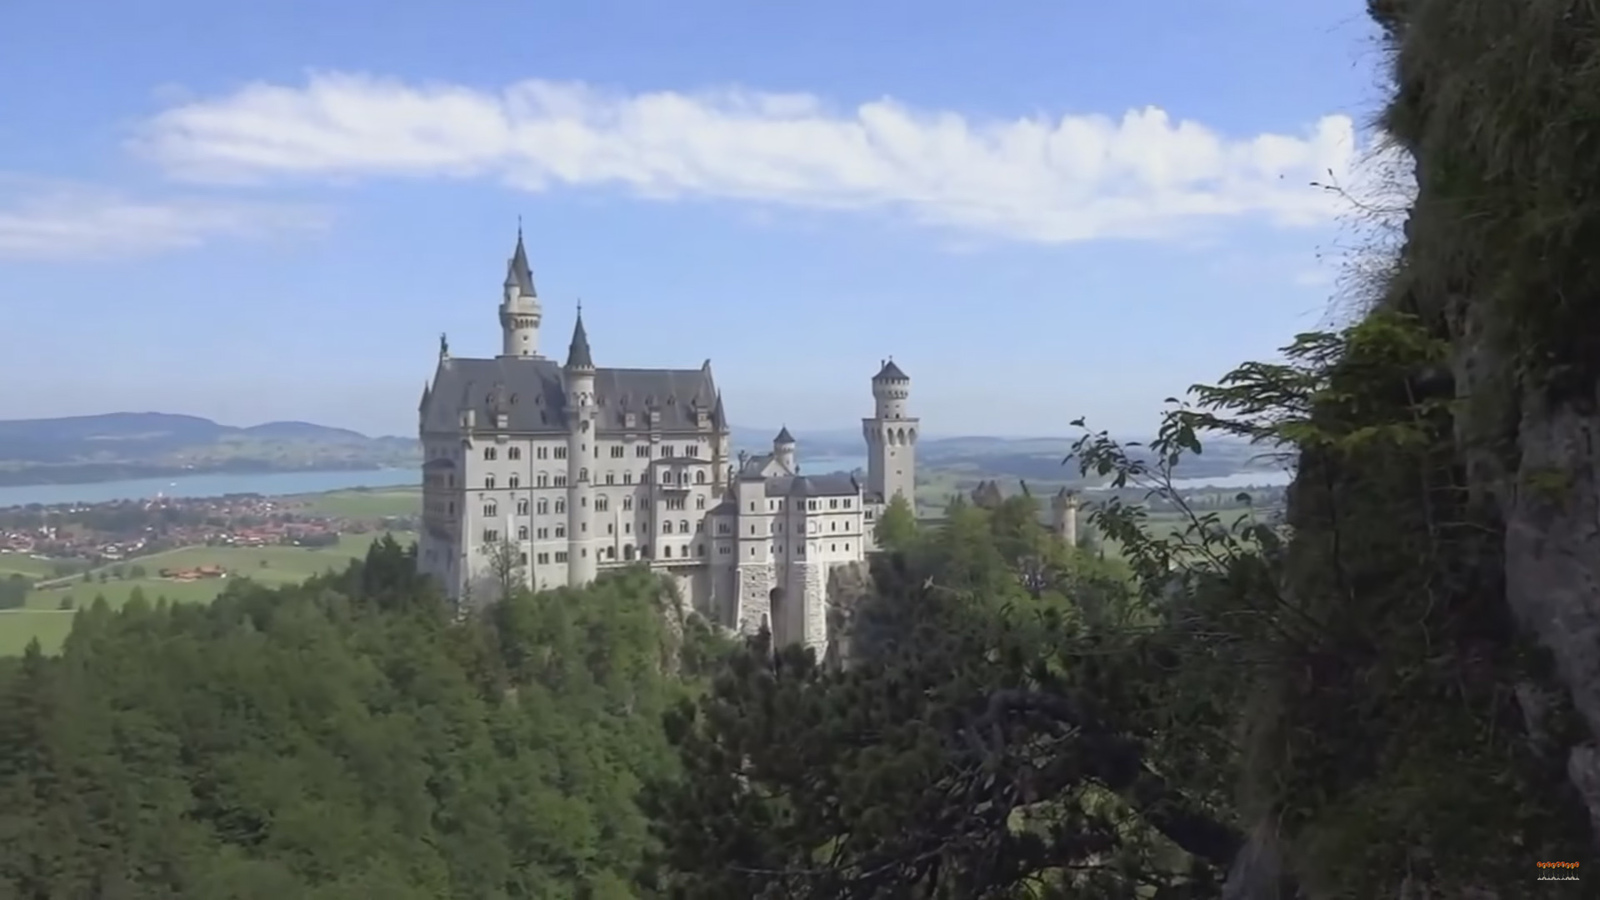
[{"x1": 0, "y1": 413, "x2": 421, "y2": 487}]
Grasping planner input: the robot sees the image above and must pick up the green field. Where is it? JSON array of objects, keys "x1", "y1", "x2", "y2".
[
  {"x1": 0, "y1": 553, "x2": 69, "y2": 580},
  {"x1": 2, "y1": 531, "x2": 417, "y2": 656},
  {"x1": 294, "y1": 486, "x2": 420, "y2": 519}
]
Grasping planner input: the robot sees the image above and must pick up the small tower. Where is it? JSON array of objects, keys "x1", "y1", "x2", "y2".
[
  {"x1": 773, "y1": 426, "x2": 796, "y2": 474},
  {"x1": 564, "y1": 307, "x2": 598, "y2": 587},
  {"x1": 1051, "y1": 488, "x2": 1080, "y2": 548},
  {"x1": 862, "y1": 359, "x2": 919, "y2": 506},
  {"x1": 499, "y1": 227, "x2": 543, "y2": 358}
]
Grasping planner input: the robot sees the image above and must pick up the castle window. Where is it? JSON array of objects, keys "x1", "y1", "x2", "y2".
[
  {"x1": 719, "y1": 545, "x2": 730, "y2": 555},
  {"x1": 624, "y1": 545, "x2": 635, "y2": 561},
  {"x1": 843, "y1": 499, "x2": 852, "y2": 509},
  {"x1": 844, "y1": 542, "x2": 851, "y2": 552},
  {"x1": 679, "y1": 519, "x2": 688, "y2": 533},
  {"x1": 554, "y1": 446, "x2": 568, "y2": 459},
  {"x1": 636, "y1": 445, "x2": 650, "y2": 458},
  {"x1": 485, "y1": 475, "x2": 496, "y2": 490},
  {"x1": 717, "y1": 521, "x2": 730, "y2": 534},
  {"x1": 482, "y1": 529, "x2": 499, "y2": 543},
  {"x1": 697, "y1": 544, "x2": 706, "y2": 557},
  {"x1": 536, "y1": 473, "x2": 549, "y2": 487},
  {"x1": 685, "y1": 445, "x2": 698, "y2": 458},
  {"x1": 537, "y1": 446, "x2": 548, "y2": 460},
  {"x1": 606, "y1": 547, "x2": 616, "y2": 559},
  {"x1": 483, "y1": 502, "x2": 497, "y2": 517},
  {"x1": 605, "y1": 473, "x2": 615, "y2": 485},
  {"x1": 696, "y1": 496, "x2": 706, "y2": 510},
  {"x1": 623, "y1": 496, "x2": 633, "y2": 511},
  {"x1": 508, "y1": 446, "x2": 522, "y2": 460},
  {"x1": 555, "y1": 499, "x2": 566, "y2": 514},
  {"x1": 517, "y1": 499, "x2": 529, "y2": 516},
  {"x1": 662, "y1": 521, "x2": 673, "y2": 534},
  {"x1": 596, "y1": 496, "x2": 609, "y2": 512},
  {"x1": 623, "y1": 472, "x2": 633, "y2": 485},
  {"x1": 520, "y1": 551, "x2": 529, "y2": 565},
  {"x1": 537, "y1": 499, "x2": 549, "y2": 515},
  {"x1": 537, "y1": 552, "x2": 550, "y2": 565},
  {"x1": 829, "y1": 499, "x2": 839, "y2": 510},
  {"x1": 663, "y1": 545, "x2": 673, "y2": 558},
  {"x1": 554, "y1": 474, "x2": 568, "y2": 487},
  {"x1": 661, "y1": 445, "x2": 673, "y2": 457},
  {"x1": 555, "y1": 551, "x2": 568, "y2": 563},
  {"x1": 610, "y1": 446, "x2": 625, "y2": 458},
  {"x1": 695, "y1": 471, "x2": 706, "y2": 484},
  {"x1": 607, "y1": 523, "x2": 614, "y2": 535},
  {"x1": 517, "y1": 525, "x2": 529, "y2": 541},
  {"x1": 807, "y1": 500, "x2": 818, "y2": 511},
  {"x1": 579, "y1": 467, "x2": 588, "y2": 482},
  {"x1": 484, "y1": 447, "x2": 497, "y2": 461},
  {"x1": 555, "y1": 525, "x2": 566, "y2": 538},
  {"x1": 865, "y1": 510, "x2": 874, "y2": 520},
  {"x1": 831, "y1": 543, "x2": 837, "y2": 552},
  {"x1": 696, "y1": 520, "x2": 704, "y2": 533},
  {"x1": 509, "y1": 474, "x2": 521, "y2": 489},
  {"x1": 537, "y1": 528, "x2": 548, "y2": 539}
]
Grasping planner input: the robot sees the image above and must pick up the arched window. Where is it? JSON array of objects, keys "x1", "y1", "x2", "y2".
[
  {"x1": 679, "y1": 519, "x2": 688, "y2": 533},
  {"x1": 579, "y1": 467, "x2": 588, "y2": 482},
  {"x1": 662, "y1": 521, "x2": 674, "y2": 534},
  {"x1": 696, "y1": 470, "x2": 706, "y2": 484}
]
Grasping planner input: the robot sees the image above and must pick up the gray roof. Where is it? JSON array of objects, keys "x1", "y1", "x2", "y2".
[
  {"x1": 422, "y1": 356, "x2": 723, "y2": 436},
  {"x1": 505, "y1": 231, "x2": 536, "y2": 296},
  {"x1": 874, "y1": 359, "x2": 908, "y2": 382},
  {"x1": 768, "y1": 473, "x2": 860, "y2": 498},
  {"x1": 774, "y1": 425, "x2": 795, "y2": 445},
  {"x1": 565, "y1": 313, "x2": 594, "y2": 370},
  {"x1": 739, "y1": 453, "x2": 775, "y2": 480}
]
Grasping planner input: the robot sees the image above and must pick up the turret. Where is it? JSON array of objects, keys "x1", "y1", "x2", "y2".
[
  {"x1": 1051, "y1": 488, "x2": 1080, "y2": 548},
  {"x1": 863, "y1": 358, "x2": 920, "y2": 505},
  {"x1": 564, "y1": 308, "x2": 598, "y2": 587},
  {"x1": 773, "y1": 426, "x2": 796, "y2": 474},
  {"x1": 498, "y1": 227, "x2": 543, "y2": 358}
]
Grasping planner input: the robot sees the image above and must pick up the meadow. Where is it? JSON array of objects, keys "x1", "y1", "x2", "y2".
[
  {"x1": 0, "y1": 531, "x2": 417, "y2": 656},
  {"x1": 293, "y1": 485, "x2": 420, "y2": 519}
]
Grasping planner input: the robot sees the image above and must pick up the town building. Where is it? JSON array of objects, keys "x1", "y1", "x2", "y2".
[{"x1": 416, "y1": 231, "x2": 920, "y2": 651}]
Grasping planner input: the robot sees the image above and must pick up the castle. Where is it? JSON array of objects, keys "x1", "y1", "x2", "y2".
[{"x1": 416, "y1": 231, "x2": 920, "y2": 651}]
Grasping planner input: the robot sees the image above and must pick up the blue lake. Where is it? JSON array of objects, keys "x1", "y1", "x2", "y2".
[{"x1": 0, "y1": 469, "x2": 420, "y2": 508}]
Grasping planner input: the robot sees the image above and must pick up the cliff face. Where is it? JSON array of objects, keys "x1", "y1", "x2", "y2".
[{"x1": 1227, "y1": 1, "x2": 1600, "y2": 895}]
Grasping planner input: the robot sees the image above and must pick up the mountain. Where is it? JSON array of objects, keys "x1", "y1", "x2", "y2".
[{"x1": 0, "y1": 413, "x2": 421, "y2": 487}]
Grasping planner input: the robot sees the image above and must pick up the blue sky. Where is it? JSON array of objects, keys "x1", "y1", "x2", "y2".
[{"x1": 0, "y1": 0, "x2": 1390, "y2": 438}]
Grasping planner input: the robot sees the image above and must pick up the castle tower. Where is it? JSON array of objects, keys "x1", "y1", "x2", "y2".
[
  {"x1": 1051, "y1": 488, "x2": 1080, "y2": 548},
  {"x1": 863, "y1": 359, "x2": 919, "y2": 506},
  {"x1": 498, "y1": 228, "x2": 543, "y2": 358},
  {"x1": 773, "y1": 426, "x2": 796, "y2": 474},
  {"x1": 564, "y1": 308, "x2": 598, "y2": 587}
]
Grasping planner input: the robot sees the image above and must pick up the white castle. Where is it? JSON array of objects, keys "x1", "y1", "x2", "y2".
[{"x1": 417, "y1": 231, "x2": 920, "y2": 651}]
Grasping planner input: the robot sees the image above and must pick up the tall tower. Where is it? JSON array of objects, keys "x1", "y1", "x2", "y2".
[
  {"x1": 564, "y1": 309, "x2": 599, "y2": 587},
  {"x1": 863, "y1": 359, "x2": 919, "y2": 506},
  {"x1": 1051, "y1": 488, "x2": 1080, "y2": 548},
  {"x1": 499, "y1": 228, "x2": 543, "y2": 358}
]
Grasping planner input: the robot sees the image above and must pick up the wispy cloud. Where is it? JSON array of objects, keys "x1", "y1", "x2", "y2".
[
  {"x1": 133, "y1": 72, "x2": 1386, "y2": 244},
  {"x1": 0, "y1": 181, "x2": 328, "y2": 261}
]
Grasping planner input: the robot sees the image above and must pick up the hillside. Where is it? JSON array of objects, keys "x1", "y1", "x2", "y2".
[{"x1": 0, "y1": 413, "x2": 420, "y2": 486}]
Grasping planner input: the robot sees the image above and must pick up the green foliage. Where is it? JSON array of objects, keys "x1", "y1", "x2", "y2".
[
  {"x1": 646, "y1": 503, "x2": 1235, "y2": 899},
  {"x1": 872, "y1": 494, "x2": 917, "y2": 552},
  {"x1": 0, "y1": 538, "x2": 700, "y2": 899}
]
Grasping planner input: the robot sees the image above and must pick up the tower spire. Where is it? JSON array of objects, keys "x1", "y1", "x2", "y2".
[
  {"x1": 505, "y1": 225, "x2": 535, "y2": 297},
  {"x1": 565, "y1": 302, "x2": 594, "y2": 371}
]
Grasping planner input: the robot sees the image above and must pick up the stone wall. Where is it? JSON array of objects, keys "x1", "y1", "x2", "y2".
[{"x1": 735, "y1": 563, "x2": 775, "y2": 635}]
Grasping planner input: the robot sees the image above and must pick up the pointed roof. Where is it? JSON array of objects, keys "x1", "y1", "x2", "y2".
[
  {"x1": 565, "y1": 309, "x2": 594, "y2": 371},
  {"x1": 419, "y1": 380, "x2": 432, "y2": 412},
  {"x1": 774, "y1": 425, "x2": 795, "y2": 445},
  {"x1": 712, "y1": 391, "x2": 726, "y2": 428},
  {"x1": 504, "y1": 228, "x2": 536, "y2": 297},
  {"x1": 874, "y1": 358, "x2": 908, "y2": 381}
]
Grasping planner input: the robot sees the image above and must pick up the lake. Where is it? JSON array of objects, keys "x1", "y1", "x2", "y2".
[
  {"x1": 0, "y1": 469, "x2": 419, "y2": 508},
  {"x1": 0, "y1": 454, "x2": 872, "y2": 509}
]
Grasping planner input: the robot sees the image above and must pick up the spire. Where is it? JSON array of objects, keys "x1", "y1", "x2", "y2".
[
  {"x1": 775, "y1": 425, "x2": 795, "y2": 445},
  {"x1": 504, "y1": 225, "x2": 536, "y2": 297},
  {"x1": 712, "y1": 391, "x2": 726, "y2": 427},
  {"x1": 419, "y1": 380, "x2": 432, "y2": 412},
  {"x1": 565, "y1": 304, "x2": 594, "y2": 371}
]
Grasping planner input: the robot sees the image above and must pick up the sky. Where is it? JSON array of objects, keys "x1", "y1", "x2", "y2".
[{"x1": 0, "y1": 0, "x2": 1396, "y2": 439}]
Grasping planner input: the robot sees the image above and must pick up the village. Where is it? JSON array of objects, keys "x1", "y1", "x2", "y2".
[{"x1": 0, "y1": 490, "x2": 418, "y2": 580}]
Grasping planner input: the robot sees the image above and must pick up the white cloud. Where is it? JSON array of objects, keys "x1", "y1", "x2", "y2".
[
  {"x1": 0, "y1": 183, "x2": 327, "y2": 261},
  {"x1": 134, "y1": 72, "x2": 1387, "y2": 243}
]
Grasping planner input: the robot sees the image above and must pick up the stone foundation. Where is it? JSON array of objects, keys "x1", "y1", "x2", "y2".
[{"x1": 735, "y1": 563, "x2": 775, "y2": 635}]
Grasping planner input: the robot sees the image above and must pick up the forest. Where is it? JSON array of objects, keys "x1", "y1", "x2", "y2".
[{"x1": 7, "y1": 0, "x2": 1600, "y2": 896}]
